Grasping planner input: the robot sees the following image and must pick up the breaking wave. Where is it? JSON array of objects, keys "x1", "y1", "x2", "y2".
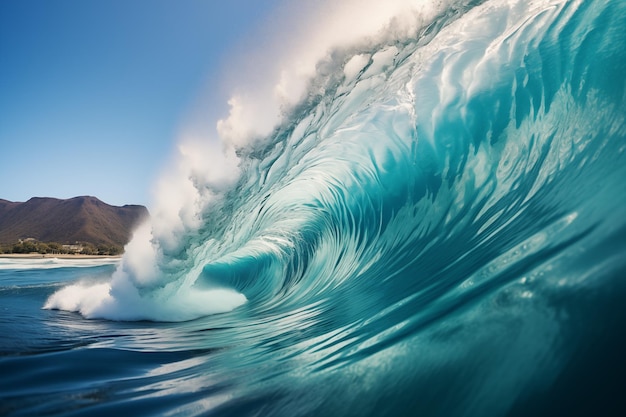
[
  {"x1": 45, "y1": 0, "x2": 626, "y2": 352},
  {"x1": 32, "y1": 0, "x2": 626, "y2": 415}
]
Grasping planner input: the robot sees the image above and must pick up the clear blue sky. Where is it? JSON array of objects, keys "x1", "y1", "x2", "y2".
[{"x1": 0, "y1": 0, "x2": 280, "y2": 207}]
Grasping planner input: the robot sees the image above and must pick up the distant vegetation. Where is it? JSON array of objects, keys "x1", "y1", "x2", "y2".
[
  {"x1": 0, "y1": 196, "x2": 148, "y2": 255},
  {"x1": 0, "y1": 239, "x2": 122, "y2": 256}
]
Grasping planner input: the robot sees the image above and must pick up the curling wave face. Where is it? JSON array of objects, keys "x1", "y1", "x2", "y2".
[
  {"x1": 38, "y1": 0, "x2": 626, "y2": 414},
  {"x1": 47, "y1": 0, "x2": 626, "y2": 322},
  {"x1": 41, "y1": 0, "x2": 624, "y2": 363}
]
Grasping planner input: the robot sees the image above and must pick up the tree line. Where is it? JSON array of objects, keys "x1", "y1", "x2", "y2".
[{"x1": 0, "y1": 240, "x2": 123, "y2": 256}]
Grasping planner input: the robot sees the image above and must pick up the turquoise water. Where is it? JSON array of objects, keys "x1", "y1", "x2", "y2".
[{"x1": 2, "y1": 0, "x2": 626, "y2": 415}]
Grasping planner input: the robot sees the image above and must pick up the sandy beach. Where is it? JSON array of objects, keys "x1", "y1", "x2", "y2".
[{"x1": 0, "y1": 253, "x2": 122, "y2": 260}]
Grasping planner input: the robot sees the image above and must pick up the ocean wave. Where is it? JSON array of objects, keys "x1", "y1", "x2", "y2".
[
  {"x1": 44, "y1": 0, "x2": 625, "y2": 333},
  {"x1": 22, "y1": 0, "x2": 626, "y2": 415}
]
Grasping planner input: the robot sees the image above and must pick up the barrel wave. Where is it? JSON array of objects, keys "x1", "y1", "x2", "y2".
[{"x1": 37, "y1": 0, "x2": 626, "y2": 415}]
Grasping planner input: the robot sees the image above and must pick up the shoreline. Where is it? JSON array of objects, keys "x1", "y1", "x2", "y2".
[{"x1": 0, "y1": 253, "x2": 123, "y2": 260}]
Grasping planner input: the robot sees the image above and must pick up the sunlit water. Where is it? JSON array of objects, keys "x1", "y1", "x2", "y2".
[{"x1": 2, "y1": 0, "x2": 626, "y2": 415}]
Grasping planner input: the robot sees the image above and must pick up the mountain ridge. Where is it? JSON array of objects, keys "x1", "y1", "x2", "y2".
[{"x1": 0, "y1": 196, "x2": 148, "y2": 247}]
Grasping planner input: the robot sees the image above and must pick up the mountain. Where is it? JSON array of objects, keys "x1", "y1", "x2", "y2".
[{"x1": 0, "y1": 196, "x2": 149, "y2": 247}]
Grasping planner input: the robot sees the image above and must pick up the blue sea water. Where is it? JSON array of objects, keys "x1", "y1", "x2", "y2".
[{"x1": 2, "y1": 0, "x2": 626, "y2": 415}]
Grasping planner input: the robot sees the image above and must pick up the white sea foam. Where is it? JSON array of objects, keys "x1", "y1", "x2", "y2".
[
  {"x1": 44, "y1": 281, "x2": 246, "y2": 322},
  {"x1": 0, "y1": 257, "x2": 120, "y2": 270}
]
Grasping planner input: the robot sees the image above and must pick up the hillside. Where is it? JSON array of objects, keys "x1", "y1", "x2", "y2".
[{"x1": 0, "y1": 196, "x2": 149, "y2": 248}]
